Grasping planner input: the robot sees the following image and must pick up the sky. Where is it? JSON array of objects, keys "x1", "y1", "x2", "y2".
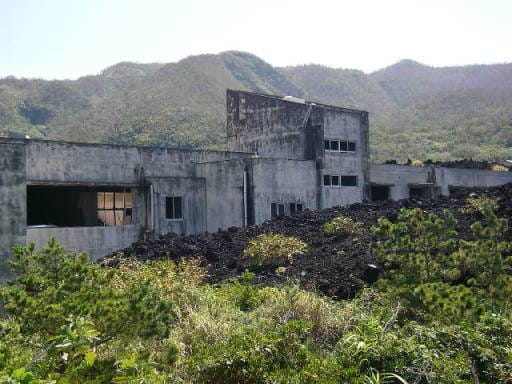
[{"x1": 0, "y1": 0, "x2": 511, "y2": 79}]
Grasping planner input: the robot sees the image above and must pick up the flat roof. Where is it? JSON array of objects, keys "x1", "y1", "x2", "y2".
[
  {"x1": 0, "y1": 136, "x2": 254, "y2": 156},
  {"x1": 228, "y1": 89, "x2": 368, "y2": 115}
]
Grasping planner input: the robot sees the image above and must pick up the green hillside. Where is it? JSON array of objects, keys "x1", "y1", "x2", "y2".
[{"x1": 1, "y1": 52, "x2": 511, "y2": 161}]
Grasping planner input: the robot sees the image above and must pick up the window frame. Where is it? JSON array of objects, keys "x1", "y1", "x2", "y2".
[
  {"x1": 97, "y1": 190, "x2": 133, "y2": 227},
  {"x1": 324, "y1": 138, "x2": 357, "y2": 153},
  {"x1": 165, "y1": 196, "x2": 184, "y2": 220},
  {"x1": 323, "y1": 174, "x2": 358, "y2": 187}
]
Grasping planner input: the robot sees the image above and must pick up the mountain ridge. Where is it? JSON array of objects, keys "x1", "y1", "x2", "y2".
[{"x1": 1, "y1": 51, "x2": 511, "y2": 161}]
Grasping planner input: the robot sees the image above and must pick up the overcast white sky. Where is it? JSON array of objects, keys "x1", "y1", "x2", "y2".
[{"x1": 1, "y1": 0, "x2": 511, "y2": 79}]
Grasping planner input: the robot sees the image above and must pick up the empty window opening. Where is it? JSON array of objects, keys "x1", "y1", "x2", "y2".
[
  {"x1": 289, "y1": 203, "x2": 304, "y2": 214},
  {"x1": 409, "y1": 186, "x2": 431, "y2": 199},
  {"x1": 331, "y1": 175, "x2": 340, "y2": 186},
  {"x1": 27, "y1": 185, "x2": 133, "y2": 227},
  {"x1": 166, "y1": 196, "x2": 183, "y2": 219},
  {"x1": 370, "y1": 185, "x2": 390, "y2": 201},
  {"x1": 340, "y1": 176, "x2": 357, "y2": 186},
  {"x1": 273, "y1": 202, "x2": 304, "y2": 218},
  {"x1": 324, "y1": 139, "x2": 357, "y2": 153},
  {"x1": 271, "y1": 202, "x2": 285, "y2": 218}
]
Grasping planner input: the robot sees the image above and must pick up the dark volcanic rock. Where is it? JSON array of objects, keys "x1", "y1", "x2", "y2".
[{"x1": 99, "y1": 183, "x2": 512, "y2": 299}]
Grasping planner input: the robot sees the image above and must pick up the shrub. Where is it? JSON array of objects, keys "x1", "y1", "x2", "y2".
[
  {"x1": 323, "y1": 216, "x2": 363, "y2": 237},
  {"x1": 461, "y1": 195, "x2": 498, "y2": 214},
  {"x1": 243, "y1": 233, "x2": 307, "y2": 266},
  {"x1": 490, "y1": 163, "x2": 508, "y2": 172}
]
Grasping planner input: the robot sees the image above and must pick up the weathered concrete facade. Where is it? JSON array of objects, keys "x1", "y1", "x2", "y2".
[{"x1": 1, "y1": 89, "x2": 511, "y2": 276}]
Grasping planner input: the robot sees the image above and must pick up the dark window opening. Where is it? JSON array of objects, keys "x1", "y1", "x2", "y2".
[
  {"x1": 27, "y1": 185, "x2": 133, "y2": 227},
  {"x1": 165, "y1": 196, "x2": 183, "y2": 219},
  {"x1": 339, "y1": 141, "x2": 348, "y2": 151},
  {"x1": 289, "y1": 202, "x2": 304, "y2": 213},
  {"x1": 370, "y1": 185, "x2": 390, "y2": 201},
  {"x1": 330, "y1": 140, "x2": 339, "y2": 151},
  {"x1": 323, "y1": 175, "x2": 331, "y2": 186},
  {"x1": 348, "y1": 141, "x2": 356, "y2": 151},
  {"x1": 340, "y1": 176, "x2": 357, "y2": 186},
  {"x1": 409, "y1": 186, "x2": 431, "y2": 199},
  {"x1": 324, "y1": 140, "x2": 330, "y2": 150},
  {"x1": 271, "y1": 202, "x2": 285, "y2": 218},
  {"x1": 331, "y1": 175, "x2": 340, "y2": 186}
]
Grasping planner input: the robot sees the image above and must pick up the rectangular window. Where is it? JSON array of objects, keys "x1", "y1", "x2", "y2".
[
  {"x1": 166, "y1": 196, "x2": 183, "y2": 219},
  {"x1": 325, "y1": 139, "x2": 357, "y2": 152},
  {"x1": 271, "y1": 202, "x2": 285, "y2": 218},
  {"x1": 323, "y1": 175, "x2": 331, "y2": 186},
  {"x1": 97, "y1": 191, "x2": 132, "y2": 226},
  {"x1": 331, "y1": 175, "x2": 340, "y2": 186},
  {"x1": 296, "y1": 203, "x2": 303, "y2": 212},
  {"x1": 340, "y1": 176, "x2": 358, "y2": 186}
]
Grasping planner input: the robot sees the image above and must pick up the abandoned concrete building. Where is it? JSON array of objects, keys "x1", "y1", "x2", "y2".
[{"x1": 2, "y1": 89, "x2": 512, "y2": 272}]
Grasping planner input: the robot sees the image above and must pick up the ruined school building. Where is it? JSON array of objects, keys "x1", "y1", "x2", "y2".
[{"x1": 1, "y1": 89, "x2": 512, "y2": 268}]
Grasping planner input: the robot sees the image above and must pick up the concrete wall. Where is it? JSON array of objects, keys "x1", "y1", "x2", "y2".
[
  {"x1": 148, "y1": 177, "x2": 207, "y2": 235},
  {"x1": 369, "y1": 164, "x2": 512, "y2": 200},
  {"x1": 250, "y1": 158, "x2": 318, "y2": 224},
  {"x1": 26, "y1": 139, "x2": 251, "y2": 183},
  {"x1": 26, "y1": 225, "x2": 143, "y2": 261},
  {"x1": 226, "y1": 90, "x2": 324, "y2": 160},
  {"x1": 195, "y1": 159, "x2": 247, "y2": 232},
  {"x1": 436, "y1": 167, "x2": 512, "y2": 195},
  {"x1": 321, "y1": 108, "x2": 369, "y2": 207},
  {"x1": 0, "y1": 141, "x2": 27, "y2": 280}
]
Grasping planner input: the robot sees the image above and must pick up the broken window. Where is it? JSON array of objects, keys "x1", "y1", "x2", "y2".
[
  {"x1": 97, "y1": 191, "x2": 132, "y2": 226},
  {"x1": 27, "y1": 186, "x2": 133, "y2": 227},
  {"x1": 166, "y1": 196, "x2": 183, "y2": 219}
]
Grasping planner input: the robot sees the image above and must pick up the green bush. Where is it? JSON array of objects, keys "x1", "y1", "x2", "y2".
[
  {"x1": 323, "y1": 216, "x2": 363, "y2": 237},
  {"x1": 243, "y1": 233, "x2": 307, "y2": 266}
]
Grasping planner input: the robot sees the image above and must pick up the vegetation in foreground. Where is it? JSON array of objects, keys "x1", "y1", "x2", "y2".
[{"x1": 0, "y1": 202, "x2": 511, "y2": 383}]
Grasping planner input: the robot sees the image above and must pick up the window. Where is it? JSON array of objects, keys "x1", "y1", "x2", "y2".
[
  {"x1": 324, "y1": 139, "x2": 356, "y2": 152},
  {"x1": 27, "y1": 186, "x2": 132, "y2": 227},
  {"x1": 289, "y1": 203, "x2": 304, "y2": 214},
  {"x1": 97, "y1": 191, "x2": 133, "y2": 226},
  {"x1": 271, "y1": 202, "x2": 285, "y2": 218},
  {"x1": 340, "y1": 176, "x2": 357, "y2": 186},
  {"x1": 323, "y1": 175, "x2": 358, "y2": 187},
  {"x1": 166, "y1": 196, "x2": 183, "y2": 219},
  {"x1": 272, "y1": 202, "x2": 304, "y2": 217}
]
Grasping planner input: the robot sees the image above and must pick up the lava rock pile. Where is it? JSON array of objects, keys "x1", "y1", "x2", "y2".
[{"x1": 100, "y1": 183, "x2": 512, "y2": 299}]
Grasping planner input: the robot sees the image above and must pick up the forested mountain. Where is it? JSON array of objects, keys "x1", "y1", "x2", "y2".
[{"x1": 1, "y1": 51, "x2": 511, "y2": 161}]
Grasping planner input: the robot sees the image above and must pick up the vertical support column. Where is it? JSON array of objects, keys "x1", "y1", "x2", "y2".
[{"x1": 0, "y1": 141, "x2": 27, "y2": 281}]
